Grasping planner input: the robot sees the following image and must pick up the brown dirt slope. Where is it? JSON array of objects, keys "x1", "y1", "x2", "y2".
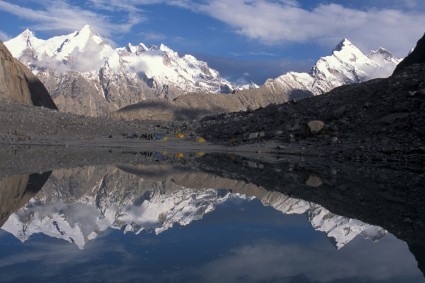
[{"x1": 111, "y1": 84, "x2": 292, "y2": 121}]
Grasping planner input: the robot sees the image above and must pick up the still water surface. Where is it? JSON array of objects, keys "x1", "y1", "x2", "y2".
[{"x1": 0, "y1": 150, "x2": 423, "y2": 283}]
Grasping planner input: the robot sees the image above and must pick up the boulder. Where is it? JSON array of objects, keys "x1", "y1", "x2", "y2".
[
  {"x1": 307, "y1": 120, "x2": 325, "y2": 135},
  {"x1": 248, "y1": 132, "x2": 259, "y2": 139},
  {"x1": 305, "y1": 174, "x2": 323, "y2": 188}
]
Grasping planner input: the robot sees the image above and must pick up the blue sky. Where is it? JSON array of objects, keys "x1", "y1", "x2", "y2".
[{"x1": 0, "y1": 0, "x2": 424, "y2": 84}]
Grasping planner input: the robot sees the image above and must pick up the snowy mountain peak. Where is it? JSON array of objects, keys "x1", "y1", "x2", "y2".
[
  {"x1": 78, "y1": 24, "x2": 92, "y2": 35},
  {"x1": 159, "y1": 44, "x2": 173, "y2": 53},
  {"x1": 6, "y1": 29, "x2": 44, "y2": 58},
  {"x1": 74, "y1": 24, "x2": 103, "y2": 44},
  {"x1": 64, "y1": 25, "x2": 103, "y2": 53},
  {"x1": 373, "y1": 47, "x2": 391, "y2": 54},
  {"x1": 368, "y1": 47, "x2": 396, "y2": 62},
  {"x1": 234, "y1": 80, "x2": 260, "y2": 90},
  {"x1": 125, "y1": 42, "x2": 149, "y2": 54},
  {"x1": 123, "y1": 43, "x2": 138, "y2": 54},
  {"x1": 333, "y1": 38, "x2": 354, "y2": 52},
  {"x1": 332, "y1": 39, "x2": 365, "y2": 63},
  {"x1": 266, "y1": 38, "x2": 401, "y2": 99},
  {"x1": 5, "y1": 27, "x2": 233, "y2": 115},
  {"x1": 19, "y1": 28, "x2": 35, "y2": 39}
]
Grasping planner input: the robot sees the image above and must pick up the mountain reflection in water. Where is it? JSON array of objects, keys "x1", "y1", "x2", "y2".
[{"x1": 0, "y1": 147, "x2": 424, "y2": 283}]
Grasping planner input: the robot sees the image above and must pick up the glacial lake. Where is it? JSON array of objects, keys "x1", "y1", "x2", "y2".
[{"x1": 0, "y1": 147, "x2": 424, "y2": 283}]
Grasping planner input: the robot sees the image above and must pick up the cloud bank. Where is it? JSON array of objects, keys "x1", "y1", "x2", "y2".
[
  {"x1": 0, "y1": 30, "x2": 10, "y2": 41},
  {"x1": 191, "y1": 0, "x2": 425, "y2": 56},
  {"x1": 0, "y1": 0, "x2": 424, "y2": 56},
  {"x1": 0, "y1": 0, "x2": 141, "y2": 37}
]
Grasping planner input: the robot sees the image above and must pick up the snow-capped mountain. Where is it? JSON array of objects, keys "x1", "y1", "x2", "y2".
[
  {"x1": 1, "y1": 166, "x2": 386, "y2": 249},
  {"x1": 114, "y1": 38, "x2": 402, "y2": 121},
  {"x1": 5, "y1": 26, "x2": 400, "y2": 117},
  {"x1": 264, "y1": 39, "x2": 401, "y2": 99},
  {"x1": 5, "y1": 25, "x2": 233, "y2": 116},
  {"x1": 234, "y1": 81, "x2": 260, "y2": 91}
]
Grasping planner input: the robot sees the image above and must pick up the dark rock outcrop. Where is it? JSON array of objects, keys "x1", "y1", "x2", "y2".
[
  {"x1": 0, "y1": 41, "x2": 57, "y2": 109},
  {"x1": 393, "y1": 32, "x2": 425, "y2": 74}
]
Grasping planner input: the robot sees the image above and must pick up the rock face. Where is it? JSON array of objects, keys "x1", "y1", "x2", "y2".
[
  {"x1": 0, "y1": 41, "x2": 57, "y2": 109},
  {"x1": 4, "y1": 26, "x2": 232, "y2": 116},
  {"x1": 393, "y1": 32, "x2": 425, "y2": 74}
]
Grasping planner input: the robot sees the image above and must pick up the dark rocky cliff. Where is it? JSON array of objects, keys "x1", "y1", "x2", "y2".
[{"x1": 393, "y1": 32, "x2": 425, "y2": 74}]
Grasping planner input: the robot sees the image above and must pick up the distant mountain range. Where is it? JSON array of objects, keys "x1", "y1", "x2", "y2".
[
  {"x1": 2, "y1": 166, "x2": 386, "y2": 250},
  {"x1": 4, "y1": 26, "x2": 400, "y2": 116},
  {"x1": 5, "y1": 25, "x2": 235, "y2": 116},
  {"x1": 264, "y1": 39, "x2": 400, "y2": 98}
]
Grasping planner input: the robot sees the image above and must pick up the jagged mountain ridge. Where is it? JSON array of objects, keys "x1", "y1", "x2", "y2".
[
  {"x1": 112, "y1": 39, "x2": 401, "y2": 121},
  {"x1": 263, "y1": 39, "x2": 401, "y2": 99},
  {"x1": 1, "y1": 166, "x2": 385, "y2": 249},
  {"x1": 5, "y1": 27, "x2": 400, "y2": 117},
  {"x1": 4, "y1": 25, "x2": 233, "y2": 116}
]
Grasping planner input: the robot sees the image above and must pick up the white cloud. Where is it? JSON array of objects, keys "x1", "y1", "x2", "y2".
[
  {"x1": 138, "y1": 31, "x2": 166, "y2": 42},
  {"x1": 88, "y1": 0, "x2": 191, "y2": 12},
  {"x1": 0, "y1": 30, "x2": 10, "y2": 41},
  {"x1": 0, "y1": 0, "x2": 142, "y2": 37},
  {"x1": 191, "y1": 0, "x2": 425, "y2": 56},
  {"x1": 196, "y1": 241, "x2": 421, "y2": 283},
  {"x1": 0, "y1": 0, "x2": 423, "y2": 57},
  {"x1": 35, "y1": 38, "x2": 106, "y2": 73}
]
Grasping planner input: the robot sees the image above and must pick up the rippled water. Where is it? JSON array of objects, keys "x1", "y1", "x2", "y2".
[{"x1": 0, "y1": 148, "x2": 424, "y2": 283}]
